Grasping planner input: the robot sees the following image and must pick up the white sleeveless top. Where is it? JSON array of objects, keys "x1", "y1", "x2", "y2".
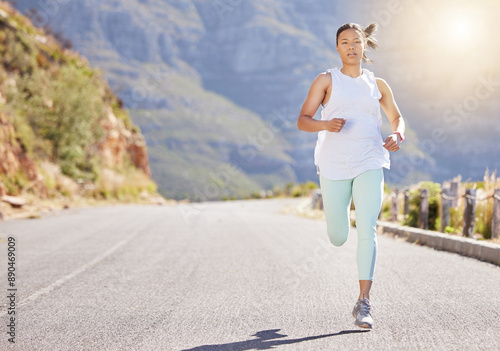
[{"x1": 314, "y1": 67, "x2": 390, "y2": 180}]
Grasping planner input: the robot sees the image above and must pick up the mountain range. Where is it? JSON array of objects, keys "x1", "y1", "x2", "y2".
[{"x1": 11, "y1": 0, "x2": 500, "y2": 199}]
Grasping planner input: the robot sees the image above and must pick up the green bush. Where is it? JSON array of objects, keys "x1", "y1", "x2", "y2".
[
  {"x1": 476, "y1": 199, "x2": 493, "y2": 239},
  {"x1": 291, "y1": 185, "x2": 303, "y2": 197},
  {"x1": 403, "y1": 181, "x2": 441, "y2": 230},
  {"x1": 11, "y1": 115, "x2": 35, "y2": 156},
  {"x1": 287, "y1": 181, "x2": 319, "y2": 197},
  {"x1": 305, "y1": 181, "x2": 318, "y2": 191},
  {"x1": 8, "y1": 64, "x2": 105, "y2": 180},
  {"x1": 0, "y1": 169, "x2": 29, "y2": 196},
  {"x1": 449, "y1": 207, "x2": 463, "y2": 234},
  {"x1": 444, "y1": 225, "x2": 460, "y2": 234},
  {"x1": 0, "y1": 7, "x2": 154, "y2": 202},
  {"x1": 0, "y1": 28, "x2": 37, "y2": 73},
  {"x1": 381, "y1": 199, "x2": 391, "y2": 220}
]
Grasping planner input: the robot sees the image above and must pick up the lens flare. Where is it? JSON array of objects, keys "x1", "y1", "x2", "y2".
[
  {"x1": 447, "y1": 16, "x2": 474, "y2": 45},
  {"x1": 437, "y1": 9, "x2": 483, "y2": 53}
]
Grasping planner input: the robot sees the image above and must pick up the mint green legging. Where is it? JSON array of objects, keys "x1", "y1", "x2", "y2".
[{"x1": 319, "y1": 168, "x2": 384, "y2": 281}]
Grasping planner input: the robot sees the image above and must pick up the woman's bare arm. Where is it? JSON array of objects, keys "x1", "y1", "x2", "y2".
[
  {"x1": 297, "y1": 73, "x2": 347, "y2": 133},
  {"x1": 376, "y1": 77, "x2": 405, "y2": 152}
]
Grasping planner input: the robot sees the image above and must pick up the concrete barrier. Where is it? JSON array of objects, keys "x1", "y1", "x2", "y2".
[{"x1": 377, "y1": 221, "x2": 500, "y2": 266}]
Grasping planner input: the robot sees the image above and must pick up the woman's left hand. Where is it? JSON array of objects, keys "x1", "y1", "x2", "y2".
[{"x1": 383, "y1": 134, "x2": 402, "y2": 152}]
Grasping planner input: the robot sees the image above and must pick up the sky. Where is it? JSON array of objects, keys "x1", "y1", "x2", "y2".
[{"x1": 322, "y1": 0, "x2": 499, "y2": 183}]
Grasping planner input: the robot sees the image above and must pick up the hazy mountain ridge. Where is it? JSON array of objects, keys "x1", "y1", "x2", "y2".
[{"x1": 12, "y1": 0, "x2": 439, "y2": 199}]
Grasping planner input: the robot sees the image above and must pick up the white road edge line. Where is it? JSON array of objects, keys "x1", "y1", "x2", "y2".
[{"x1": 1, "y1": 231, "x2": 139, "y2": 316}]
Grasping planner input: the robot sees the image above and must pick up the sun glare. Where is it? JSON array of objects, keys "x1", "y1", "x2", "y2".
[
  {"x1": 446, "y1": 15, "x2": 474, "y2": 47},
  {"x1": 448, "y1": 17, "x2": 472, "y2": 41},
  {"x1": 436, "y1": 8, "x2": 483, "y2": 53}
]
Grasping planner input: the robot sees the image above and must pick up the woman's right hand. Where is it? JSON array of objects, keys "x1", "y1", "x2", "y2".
[{"x1": 324, "y1": 118, "x2": 347, "y2": 132}]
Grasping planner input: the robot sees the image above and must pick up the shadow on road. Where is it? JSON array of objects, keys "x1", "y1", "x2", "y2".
[{"x1": 180, "y1": 328, "x2": 370, "y2": 350}]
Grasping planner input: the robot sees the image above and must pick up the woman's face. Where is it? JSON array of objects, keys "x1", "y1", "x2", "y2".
[{"x1": 336, "y1": 28, "x2": 366, "y2": 63}]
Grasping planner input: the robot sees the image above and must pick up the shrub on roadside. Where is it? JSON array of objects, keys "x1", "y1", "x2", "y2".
[{"x1": 403, "y1": 181, "x2": 441, "y2": 230}]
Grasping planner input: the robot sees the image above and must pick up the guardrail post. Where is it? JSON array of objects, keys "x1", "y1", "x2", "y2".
[
  {"x1": 441, "y1": 187, "x2": 450, "y2": 232},
  {"x1": 404, "y1": 190, "x2": 410, "y2": 217},
  {"x1": 419, "y1": 188, "x2": 429, "y2": 229},
  {"x1": 492, "y1": 188, "x2": 500, "y2": 239},
  {"x1": 312, "y1": 189, "x2": 323, "y2": 210},
  {"x1": 391, "y1": 189, "x2": 399, "y2": 221},
  {"x1": 463, "y1": 188, "x2": 476, "y2": 238}
]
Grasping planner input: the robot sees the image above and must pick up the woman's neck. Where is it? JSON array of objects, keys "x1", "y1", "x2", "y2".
[{"x1": 340, "y1": 65, "x2": 363, "y2": 78}]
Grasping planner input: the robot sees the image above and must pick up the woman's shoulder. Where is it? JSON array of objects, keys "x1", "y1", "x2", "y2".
[
  {"x1": 318, "y1": 67, "x2": 337, "y2": 78},
  {"x1": 362, "y1": 68, "x2": 386, "y2": 85},
  {"x1": 373, "y1": 76, "x2": 393, "y2": 97},
  {"x1": 366, "y1": 69, "x2": 387, "y2": 85},
  {"x1": 373, "y1": 75, "x2": 389, "y2": 85},
  {"x1": 362, "y1": 68, "x2": 379, "y2": 79},
  {"x1": 313, "y1": 69, "x2": 335, "y2": 87}
]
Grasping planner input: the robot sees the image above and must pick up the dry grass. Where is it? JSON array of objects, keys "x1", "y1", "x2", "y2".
[
  {"x1": 474, "y1": 169, "x2": 497, "y2": 239},
  {"x1": 93, "y1": 166, "x2": 157, "y2": 201},
  {"x1": 39, "y1": 161, "x2": 79, "y2": 198}
]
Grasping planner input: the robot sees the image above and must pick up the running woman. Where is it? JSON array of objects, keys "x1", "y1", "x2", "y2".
[{"x1": 297, "y1": 22, "x2": 405, "y2": 329}]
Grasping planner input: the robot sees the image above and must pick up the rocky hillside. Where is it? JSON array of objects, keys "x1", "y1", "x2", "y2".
[
  {"x1": 0, "y1": 1, "x2": 159, "y2": 217},
  {"x1": 11, "y1": 0, "x2": 438, "y2": 199}
]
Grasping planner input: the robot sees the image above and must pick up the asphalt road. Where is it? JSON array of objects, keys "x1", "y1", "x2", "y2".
[{"x1": 0, "y1": 198, "x2": 499, "y2": 351}]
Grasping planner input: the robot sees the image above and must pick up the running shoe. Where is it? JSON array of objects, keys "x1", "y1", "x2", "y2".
[{"x1": 352, "y1": 297, "x2": 373, "y2": 329}]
